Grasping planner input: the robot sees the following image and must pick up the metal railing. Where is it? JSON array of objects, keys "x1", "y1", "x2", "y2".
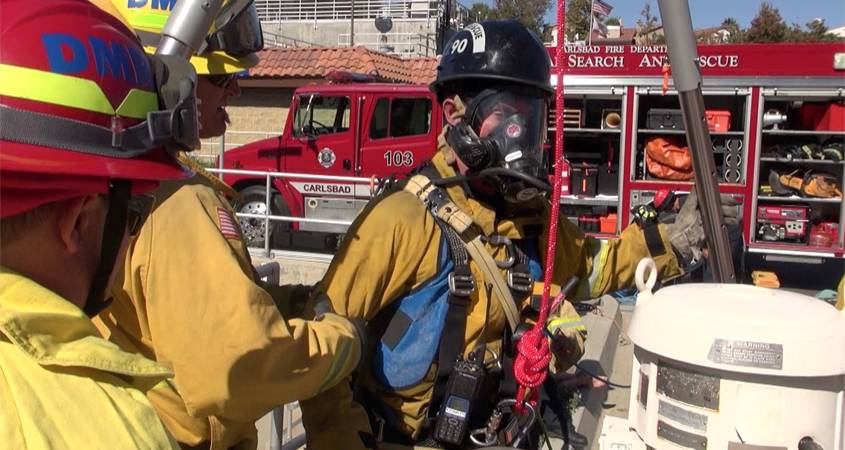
[
  {"x1": 263, "y1": 30, "x2": 317, "y2": 48},
  {"x1": 206, "y1": 167, "x2": 378, "y2": 258},
  {"x1": 199, "y1": 130, "x2": 280, "y2": 157},
  {"x1": 253, "y1": 263, "x2": 307, "y2": 450},
  {"x1": 256, "y1": 0, "x2": 473, "y2": 24},
  {"x1": 256, "y1": 0, "x2": 439, "y2": 21},
  {"x1": 337, "y1": 32, "x2": 437, "y2": 56}
]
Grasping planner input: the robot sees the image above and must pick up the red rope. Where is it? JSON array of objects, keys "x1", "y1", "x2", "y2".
[{"x1": 512, "y1": 0, "x2": 566, "y2": 413}]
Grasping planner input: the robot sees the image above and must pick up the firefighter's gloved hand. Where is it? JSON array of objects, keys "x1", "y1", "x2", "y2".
[{"x1": 666, "y1": 188, "x2": 742, "y2": 263}]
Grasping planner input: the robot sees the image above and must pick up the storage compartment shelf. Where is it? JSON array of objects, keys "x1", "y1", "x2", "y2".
[
  {"x1": 559, "y1": 195, "x2": 619, "y2": 206},
  {"x1": 760, "y1": 157, "x2": 844, "y2": 165},
  {"x1": 548, "y1": 127, "x2": 622, "y2": 134},
  {"x1": 638, "y1": 129, "x2": 745, "y2": 136},
  {"x1": 756, "y1": 196, "x2": 842, "y2": 203},
  {"x1": 762, "y1": 130, "x2": 845, "y2": 136},
  {"x1": 585, "y1": 232, "x2": 618, "y2": 239},
  {"x1": 747, "y1": 243, "x2": 842, "y2": 258}
]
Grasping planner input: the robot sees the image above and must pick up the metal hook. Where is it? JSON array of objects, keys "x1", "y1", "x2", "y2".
[
  {"x1": 470, "y1": 344, "x2": 502, "y2": 371},
  {"x1": 479, "y1": 235, "x2": 516, "y2": 268},
  {"x1": 495, "y1": 399, "x2": 536, "y2": 448}
]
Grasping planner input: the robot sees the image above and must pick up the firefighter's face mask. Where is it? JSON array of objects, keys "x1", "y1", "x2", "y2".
[{"x1": 446, "y1": 91, "x2": 550, "y2": 203}]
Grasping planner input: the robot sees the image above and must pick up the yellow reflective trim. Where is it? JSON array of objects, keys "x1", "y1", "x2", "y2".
[
  {"x1": 0, "y1": 64, "x2": 156, "y2": 120},
  {"x1": 312, "y1": 337, "x2": 354, "y2": 397},
  {"x1": 116, "y1": 88, "x2": 159, "y2": 119},
  {"x1": 0, "y1": 64, "x2": 115, "y2": 115},
  {"x1": 548, "y1": 317, "x2": 587, "y2": 332},
  {"x1": 129, "y1": 9, "x2": 169, "y2": 31},
  {"x1": 150, "y1": 379, "x2": 171, "y2": 391}
]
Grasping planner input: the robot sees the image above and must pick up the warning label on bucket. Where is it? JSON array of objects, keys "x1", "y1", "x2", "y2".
[{"x1": 708, "y1": 339, "x2": 784, "y2": 370}]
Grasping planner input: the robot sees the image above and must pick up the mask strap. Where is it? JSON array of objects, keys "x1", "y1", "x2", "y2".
[{"x1": 83, "y1": 179, "x2": 131, "y2": 317}]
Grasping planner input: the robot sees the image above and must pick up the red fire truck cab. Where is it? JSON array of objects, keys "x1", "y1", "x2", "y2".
[
  {"x1": 220, "y1": 72, "x2": 441, "y2": 250},
  {"x1": 222, "y1": 43, "x2": 845, "y2": 275}
]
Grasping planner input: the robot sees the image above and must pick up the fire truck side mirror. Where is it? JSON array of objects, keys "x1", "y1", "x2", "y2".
[{"x1": 834, "y1": 53, "x2": 845, "y2": 70}]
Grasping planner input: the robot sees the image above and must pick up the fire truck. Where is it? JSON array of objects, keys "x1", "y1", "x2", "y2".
[{"x1": 219, "y1": 43, "x2": 845, "y2": 270}]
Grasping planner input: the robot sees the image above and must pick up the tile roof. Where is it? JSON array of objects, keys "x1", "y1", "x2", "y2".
[
  {"x1": 249, "y1": 45, "x2": 439, "y2": 84},
  {"x1": 590, "y1": 27, "x2": 637, "y2": 44},
  {"x1": 403, "y1": 55, "x2": 440, "y2": 84}
]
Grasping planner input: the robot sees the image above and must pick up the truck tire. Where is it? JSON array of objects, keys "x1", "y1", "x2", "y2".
[{"x1": 232, "y1": 185, "x2": 291, "y2": 248}]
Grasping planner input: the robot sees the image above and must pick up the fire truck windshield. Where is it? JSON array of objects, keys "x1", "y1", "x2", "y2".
[{"x1": 293, "y1": 94, "x2": 351, "y2": 138}]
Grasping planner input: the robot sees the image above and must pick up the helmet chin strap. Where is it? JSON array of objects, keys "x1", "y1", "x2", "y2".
[{"x1": 82, "y1": 179, "x2": 131, "y2": 318}]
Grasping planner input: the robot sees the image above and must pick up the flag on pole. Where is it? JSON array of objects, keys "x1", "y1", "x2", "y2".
[
  {"x1": 592, "y1": 14, "x2": 608, "y2": 38},
  {"x1": 592, "y1": 0, "x2": 613, "y2": 16}
]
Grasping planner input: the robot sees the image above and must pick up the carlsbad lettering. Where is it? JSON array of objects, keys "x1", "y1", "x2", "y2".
[{"x1": 303, "y1": 184, "x2": 352, "y2": 194}]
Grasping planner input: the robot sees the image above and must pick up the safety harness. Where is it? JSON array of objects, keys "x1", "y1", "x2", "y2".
[{"x1": 361, "y1": 164, "x2": 557, "y2": 448}]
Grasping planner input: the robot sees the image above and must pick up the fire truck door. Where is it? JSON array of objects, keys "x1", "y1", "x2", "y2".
[
  {"x1": 360, "y1": 95, "x2": 435, "y2": 175},
  {"x1": 285, "y1": 93, "x2": 356, "y2": 176}
]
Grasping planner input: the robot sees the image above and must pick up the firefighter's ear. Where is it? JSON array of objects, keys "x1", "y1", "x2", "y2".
[
  {"x1": 442, "y1": 98, "x2": 461, "y2": 126},
  {"x1": 442, "y1": 94, "x2": 467, "y2": 125}
]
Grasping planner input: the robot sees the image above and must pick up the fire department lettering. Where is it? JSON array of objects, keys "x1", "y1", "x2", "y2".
[
  {"x1": 567, "y1": 54, "x2": 624, "y2": 68},
  {"x1": 41, "y1": 32, "x2": 152, "y2": 88}
]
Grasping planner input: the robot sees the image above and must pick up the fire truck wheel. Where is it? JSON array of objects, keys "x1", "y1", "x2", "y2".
[{"x1": 233, "y1": 185, "x2": 291, "y2": 248}]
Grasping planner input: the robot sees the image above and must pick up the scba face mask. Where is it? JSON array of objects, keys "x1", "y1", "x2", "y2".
[{"x1": 446, "y1": 91, "x2": 551, "y2": 203}]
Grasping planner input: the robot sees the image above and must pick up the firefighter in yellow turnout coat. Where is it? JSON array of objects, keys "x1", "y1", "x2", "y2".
[
  {"x1": 0, "y1": 0, "x2": 198, "y2": 447},
  {"x1": 301, "y1": 20, "x2": 740, "y2": 450},
  {"x1": 92, "y1": 2, "x2": 363, "y2": 449}
]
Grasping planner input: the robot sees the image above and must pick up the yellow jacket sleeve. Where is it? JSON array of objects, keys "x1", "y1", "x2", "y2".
[
  {"x1": 836, "y1": 275, "x2": 843, "y2": 310},
  {"x1": 564, "y1": 220, "x2": 682, "y2": 299},
  {"x1": 108, "y1": 180, "x2": 361, "y2": 429},
  {"x1": 301, "y1": 191, "x2": 440, "y2": 450}
]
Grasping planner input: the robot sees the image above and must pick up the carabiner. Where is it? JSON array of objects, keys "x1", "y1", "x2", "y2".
[
  {"x1": 479, "y1": 234, "x2": 516, "y2": 268},
  {"x1": 469, "y1": 344, "x2": 502, "y2": 371},
  {"x1": 495, "y1": 399, "x2": 536, "y2": 448},
  {"x1": 469, "y1": 408, "x2": 502, "y2": 447}
]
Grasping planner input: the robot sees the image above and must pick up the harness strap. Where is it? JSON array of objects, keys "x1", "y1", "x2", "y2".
[
  {"x1": 426, "y1": 221, "x2": 474, "y2": 428},
  {"x1": 177, "y1": 153, "x2": 244, "y2": 202},
  {"x1": 403, "y1": 174, "x2": 520, "y2": 333}
]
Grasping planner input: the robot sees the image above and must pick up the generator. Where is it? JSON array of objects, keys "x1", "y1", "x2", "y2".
[
  {"x1": 616, "y1": 259, "x2": 845, "y2": 450},
  {"x1": 756, "y1": 205, "x2": 810, "y2": 243}
]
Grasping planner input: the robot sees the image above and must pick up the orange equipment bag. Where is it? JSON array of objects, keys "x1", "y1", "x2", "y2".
[{"x1": 645, "y1": 136, "x2": 693, "y2": 180}]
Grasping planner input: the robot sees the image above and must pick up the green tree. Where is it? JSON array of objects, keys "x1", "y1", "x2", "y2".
[
  {"x1": 468, "y1": 2, "x2": 496, "y2": 22},
  {"x1": 563, "y1": 0, "x2": 592, "y2": 42},
  {"x1": 493, "y1": 0, "x2": 552, "y2": 39},
  {"x1": 721, "y1": 17, "x2": 745, "y2": 44},
  {"x1": 636, "y1": 2, "x2": 660, "y2": 44},
  {"x1": 792, "y1": 18, "x2": 838, "y2": 42},
  {"x1": 606, "y1": 17, "x2": 620, "y2": 26},
  {"x1": 744, "y1": 2, "x2": 788, "y2": 43}
]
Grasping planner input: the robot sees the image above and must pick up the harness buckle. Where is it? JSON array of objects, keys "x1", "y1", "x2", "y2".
[
  {"x1": 507, "y1": 264, "x2": 534, "y2": 293},
  {"x1": 448, "y1": 266, "x2": 475, "y2": 297}
]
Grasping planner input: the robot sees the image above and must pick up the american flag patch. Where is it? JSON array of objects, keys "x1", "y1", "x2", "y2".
[{"x1": 217, "y1": 208, "x2": 242, "y2": 239}]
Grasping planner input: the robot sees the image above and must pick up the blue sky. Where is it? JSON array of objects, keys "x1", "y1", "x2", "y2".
[{"x1": 476, "y1": 0, "x2": 845, "y2": 30}]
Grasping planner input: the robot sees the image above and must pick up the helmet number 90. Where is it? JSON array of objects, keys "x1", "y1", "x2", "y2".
[{"x1": 450, "y1": 39, "x2": 468, "y2": 54}]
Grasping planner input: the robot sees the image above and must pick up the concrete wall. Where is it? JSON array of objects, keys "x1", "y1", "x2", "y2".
[
  {"x1": 263, "y1": 19, "x2": 438, "y2": 55},
  {"x1": 199, "y1": 87, "x2": 295, "y2": 157}
]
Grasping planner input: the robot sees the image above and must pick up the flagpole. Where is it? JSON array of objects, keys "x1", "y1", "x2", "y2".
[{"x1": 589, "y1": 0, "x2": 594, "y2": 45}]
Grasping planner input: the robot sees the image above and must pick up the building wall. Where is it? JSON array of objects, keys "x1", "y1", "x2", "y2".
[
  {"x1": 198, "y1": 87, "x2": 295, "y2": 158},
  {"x1": 262, "y1": 19, "x2": 439, "y2": 56}
]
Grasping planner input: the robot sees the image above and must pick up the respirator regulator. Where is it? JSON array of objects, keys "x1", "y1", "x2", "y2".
[{"x1": 445, "y1": 91, "x2": 551, "y2": 203}]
